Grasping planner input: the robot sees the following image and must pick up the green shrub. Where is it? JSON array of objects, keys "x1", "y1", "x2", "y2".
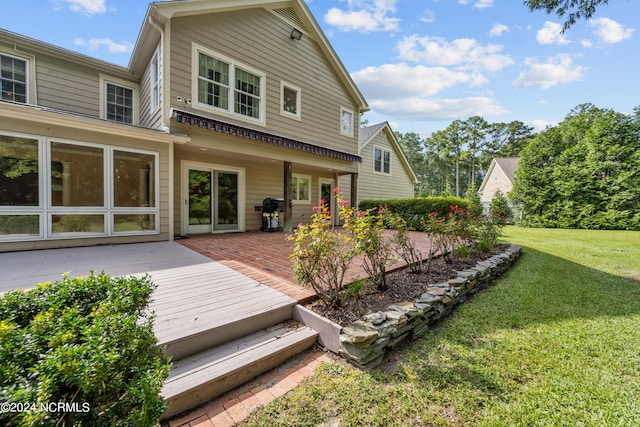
[
  {"x1": 0, "y1": 272, "x2": 170, "y2": 427},
  {"x1": 359, "y1": 197, "x2": 469, "y2": 231}
]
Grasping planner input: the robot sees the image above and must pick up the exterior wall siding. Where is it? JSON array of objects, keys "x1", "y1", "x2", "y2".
[
  {"x1": 358, "y1": 132, "x2": 415, "y2": 202},
  {"x1": 139, "y1": 43, "x2": 164, "y2": 130},
  {"x1": 480, "y1": 167, "x2": 512, "y2": 205},
  {"x1": 168, "y1": 8, "x2": 359, "y2": 156}
]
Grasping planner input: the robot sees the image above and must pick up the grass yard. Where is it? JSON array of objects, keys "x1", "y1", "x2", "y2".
[{"x1": 241, "y1": 227, "x2": 640, "y2": 426}]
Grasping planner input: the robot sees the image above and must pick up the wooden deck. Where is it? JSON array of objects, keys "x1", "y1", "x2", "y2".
[{"x1": 0, "y1": 242, "x2": 296, "y2": 345}]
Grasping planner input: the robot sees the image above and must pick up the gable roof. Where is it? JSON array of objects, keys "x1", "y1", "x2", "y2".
[
  {"x1": 131, "y1": 0, "x2": 368, "y2": 113},
  {"x1": 360, "y1": 122, "x2": 418, "y2": 184},
  {"x1": 478, "y1": 157, "x2": 520, "y2": 194},
  {"x1": 495, "y1": 157, "x2": 520, "y2": 182}
]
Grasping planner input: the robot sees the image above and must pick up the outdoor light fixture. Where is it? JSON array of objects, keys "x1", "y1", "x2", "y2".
[{"x1": 290, "y1": 28, "x2": 303, "y2": 41}]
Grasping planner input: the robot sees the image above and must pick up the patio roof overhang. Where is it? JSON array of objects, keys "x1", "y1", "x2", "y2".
[{"x1": 170, "y1": 109, "x2": 362, "y2": 163}]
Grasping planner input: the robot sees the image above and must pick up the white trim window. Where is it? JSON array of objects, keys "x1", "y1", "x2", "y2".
[
  {"x1": 281, "y1": 81, "x2": 301, "y2": 120},
  {"x1": 194, "y1": 44, "x2": 265, "y2": 123},
  {"x1": 340, "y1": 107, "x2": 354, "y2": 137},
  {"x1": 100, "y1": 75, "x2": 138, "y2": 125},
  {"x1": 0, "y1": 130, "x2": 159, "y2": 242},
  {"x1": 291, "y1": 174, "x2": 310, "y2": 204},
  {"x1": 150, "y1": 49, "x2": 161, "y2": 112},
  {"x1": 0, "y1": 53, "x2": 28, "y2": 103},
  {"x1": 374, "y1": 147, "x2": 391, "y2": 175}
]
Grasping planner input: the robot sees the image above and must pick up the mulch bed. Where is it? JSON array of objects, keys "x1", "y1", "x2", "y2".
[{"x1": 305, "y1": 244, "x2": 509, "y2": 326}]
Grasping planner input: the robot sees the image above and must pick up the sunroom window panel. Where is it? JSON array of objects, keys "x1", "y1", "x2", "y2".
[
  {"x1": 0, "y1": 215, "x2": 39, "y2": 236},
  {"x1": 50, "y1": 142, "x2": 104, "y2": 207},
  {"x1": 51, "y1": 214, "x2": 105, "y2": 234},
  {"x1": 113, "y1": 150, "x2": 156, "y2": 208},
  {"x1": 114, "y1": 214, "x2": 156, "y2": 232},
  {"x1": 0, "y1": 135, "x2": 39, "y2": 206}
]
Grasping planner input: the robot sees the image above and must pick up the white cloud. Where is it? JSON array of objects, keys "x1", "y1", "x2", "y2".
[
  {"x1": 58, "y1": 0, "x2": 106, "y2": 15},
  {"x1": 512, "y1": 54, "x2": 586, "y2": 89},
  {"x1": 324, "y1": 0, "x2": 400, "y2": 32},
  {"x1": 351, "y1": 63, "x2": 475, "y2": 99},
  {"x1": 368, "y1": 96, "x2": 508, "y2": 121},
  {"x1": 489, "y1": 23, "x2": 509, "y2": 37},
  {"x1": 526, "y1": 119, "x2": 558, "y2": 133},
  {"x1": 419, "y1": 10, "x2": 435, "y2": 24},
  {"x1": 459, "y1": 0, "x2": 494, "y2": 8},
  {"x1": 536, "y1": 21, "x2": 570, "y2": 45},
  {"x1": 474, "y1": 0, "x2": 495, "y2": 9},
  {"x1": 396, "y1": 35, "x2": 514, "y2": 72},
  {"x1": 581, "y1": 39, "x2": 593, "y2": 48},
  {"x1": 73, "y1": 38, "x2": 133, "y2": 53},
  {"x1": 590, "y1": 17, "x2": 634, "y2": 43}
]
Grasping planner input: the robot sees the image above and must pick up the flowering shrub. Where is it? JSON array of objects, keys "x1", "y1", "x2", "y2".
[
  {"x1": 290, "y1": 190, "x2": 358, "y2": 308},
  {"x1": 387, "y1": 214, "x2": 430, "y2": 274},
  {"x1": 423, "y1": 205, "x2": 474, "y2": 263},
  {"x1": 344, "y1": 206, "x2": 396, "y2": 292}
]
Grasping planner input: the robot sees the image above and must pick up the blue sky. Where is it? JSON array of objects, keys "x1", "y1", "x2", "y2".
[{"x1": 4, "y1": 0, "x2": 638, "y2": 137}]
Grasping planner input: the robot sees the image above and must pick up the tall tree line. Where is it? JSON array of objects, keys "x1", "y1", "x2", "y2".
[{"x1": 395, "y1": 117, "x2": 535, "y2": 197}]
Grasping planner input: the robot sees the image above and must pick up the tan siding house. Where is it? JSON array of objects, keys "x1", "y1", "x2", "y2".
[
  {"x1": 0, "y1": 0, "x2": 370, "y2": 252},
  {"x1": 340, "y1": 122, "x2": 417, "y2": 206},
  {"x1": 478, "y1": 157, "x2": 520, "y2": 212}
]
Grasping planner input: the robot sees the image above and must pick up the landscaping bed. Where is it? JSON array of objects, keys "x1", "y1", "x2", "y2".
[
  {"x1": 305, "y1": 244, "x2": 511, "y2": 326},
  {"x1": 300, "y1": 243, "x2": 522, "y2": 369}
]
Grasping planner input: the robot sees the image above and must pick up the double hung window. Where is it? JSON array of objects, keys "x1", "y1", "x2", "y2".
[{"x1": 195, "y1": 45, "x2": 265, "y2": 123}]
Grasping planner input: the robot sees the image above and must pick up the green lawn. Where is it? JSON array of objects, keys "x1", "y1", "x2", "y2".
[{"x1": 241, "y1": 227, "x2": 640, "y2": 426}]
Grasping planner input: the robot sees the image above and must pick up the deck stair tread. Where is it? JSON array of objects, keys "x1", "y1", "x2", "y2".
[{"x1": 162, "y1": 322, "x2": 318, "y2": 418}]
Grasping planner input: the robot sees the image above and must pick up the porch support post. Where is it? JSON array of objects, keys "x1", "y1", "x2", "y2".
[
  {"x1": 350, "y1": 172, "x2": 358, "y2": 208},
  {"x1": 283, "y1": 161, "x2": 293, "y2": 233}
]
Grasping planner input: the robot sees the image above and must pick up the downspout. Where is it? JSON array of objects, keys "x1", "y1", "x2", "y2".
[{"x1": 148, "y1": 13, "x2": 176, "y2": 240}]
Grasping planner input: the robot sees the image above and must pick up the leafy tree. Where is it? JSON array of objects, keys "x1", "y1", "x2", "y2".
[
  {"x1": 525, "y1": 0, "x2": 610, "y2": 31},
  {"x1": 511, "y1": 103, "x2": 640, "y2": 230},
  {"x1": 396, "y1": 131, "x2": 427, "y2": 196}
]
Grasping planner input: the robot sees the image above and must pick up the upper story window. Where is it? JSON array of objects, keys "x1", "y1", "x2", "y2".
[
  {"x1": 194, "y1": 44, "x2": 265, "y2": 123},
  {"x1": 281, "y1": 81, "x2": 301, "y2": 120},
  {"x1": 106, "y1": 82, "x2": 134, "y2": 124},
  {"x1": 340, "y1": 107, "x2": 354, "y2": 137},
  {"x1": 100, "y1": 74, "x2": 138, "y2": 125},
  {"x1": 374, "y1": 147, "x2": 391, "y2": 174},
  {"x1": 150, "y1": 50, "x2": 160, "y2": 111},
  {"x1": 1, "y1": 53, "x2": 27, "y2": 103}
]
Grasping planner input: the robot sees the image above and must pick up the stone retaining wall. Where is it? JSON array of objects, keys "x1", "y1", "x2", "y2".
[{"x1": 338, "y1": 244, "x2": 522, "y2": 369}]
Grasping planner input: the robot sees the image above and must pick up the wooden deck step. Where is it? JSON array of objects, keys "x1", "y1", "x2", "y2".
[
  {"x1": 161, "y1": 321, "x2": 318, "y2": 419},
  {"x1": 148, "y1": 263, "x2": 297, "y2": 361}
]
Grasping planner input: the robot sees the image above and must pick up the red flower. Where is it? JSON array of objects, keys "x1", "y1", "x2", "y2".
[
  {"x1": 312, "y1": 206, "x2": 319, "y2": 211},
  {"x1": 358, "y1": 211, "x2": 365, "y2": 217},
  {"x1": 341, "y1": 200, "x2": 349, "y2": 206},
  {"x1": 378, "y1": 209, "x2": 385, "y2": 215},
  {"x1": 320, "y1": 199, "x2": 326, "y2": 205},
  {"x1": 429, "y1": 212, "x2": 437, "y2": 217},
  {"x1": 451, "y1": 205, "x2": 458, "y2": 211},
  {"x1": 333, "y1": 186, "x2": 340, "y2": 193}
]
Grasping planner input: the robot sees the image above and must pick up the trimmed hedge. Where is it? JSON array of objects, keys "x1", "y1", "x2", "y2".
[
  {"x1": 0, "y1": 272, "x2": 170, "y2": 427},
  {"x1": 359, "y1": 197, "x2": 469, "y2": 231}
]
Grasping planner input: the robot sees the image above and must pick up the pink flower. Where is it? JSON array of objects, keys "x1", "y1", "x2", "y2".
[
  {"x1": 451, "y1": 205, "x2": 458, "y2": 211},
  {"x1": 320, "y1": 199, "x2": 326, "y2": 205},
  {"x1": 333, "y1": 186, "x2": 340, "y2": 193},
  {"x1": 312, "y1": 206, "x2": 319, "y2": 211},
  {"x1": 326, "y1": 210, "x2": 331, "y2": 215},
  {"x1": 297, "y1": 223, "x2": 303, "y2": 229},
  {"x1": 341, "y1": 200, "x2": 349, "y2": 206},
  {"x1": 429, "y1": 212, "x2": 437, "y2": 217},
  {"x1": 378, "y1": 209, "x2": 384, "y2": 215},
  {"x1": 358, "y1": 211, "x2": 365, "y2": 217}
]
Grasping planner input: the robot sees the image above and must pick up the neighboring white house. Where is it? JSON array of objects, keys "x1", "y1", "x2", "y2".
[{"x1": 478, "y1": 157, "x2": 520, "y2": 212}]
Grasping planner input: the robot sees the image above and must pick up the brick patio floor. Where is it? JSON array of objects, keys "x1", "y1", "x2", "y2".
[{"x1": 168, "y1": 229, "x2": 435, "y2": 426}]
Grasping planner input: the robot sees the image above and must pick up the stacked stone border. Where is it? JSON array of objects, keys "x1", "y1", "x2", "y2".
[{"x1": 295, "y1": 244, "x2": 522, "y2": 370}]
